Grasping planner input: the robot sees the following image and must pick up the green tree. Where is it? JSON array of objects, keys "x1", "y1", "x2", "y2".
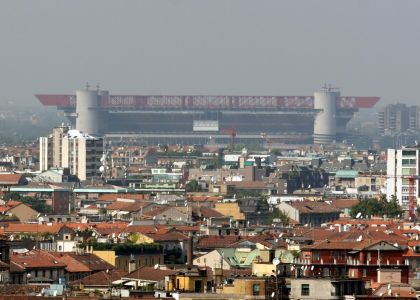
[
  {"x1": 350, "y1": 196, "x2": 402, "y2": 219},
  {"x1": 185, "y1": 179, "x2": 202, "y2": 192},
  {"x1": 268, "y1": 208, "x2": 290, "y2": 226}
]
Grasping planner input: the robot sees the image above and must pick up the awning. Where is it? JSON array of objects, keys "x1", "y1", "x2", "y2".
[
  {"x1": 123, "y1": 281, "x2": 137, "y2": 287},
  {"x1": 112, "y1": 279, "x2": 128, "y2": 285}
]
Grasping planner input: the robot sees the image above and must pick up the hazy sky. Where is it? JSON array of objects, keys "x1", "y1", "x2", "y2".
[{"x1": 1, "y1": 0, "x2": 420, "y2": 107}]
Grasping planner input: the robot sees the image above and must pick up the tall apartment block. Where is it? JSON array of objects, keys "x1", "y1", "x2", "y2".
[
  {"x1": 378, "y1": 104, "x2": 419, "y2": 135},
  {"x1": 39, "y1": 125, "x2": 103, "y2": 181},
  {"x1": 386, "y1": 146, "x2": 420, "y2": 211}
]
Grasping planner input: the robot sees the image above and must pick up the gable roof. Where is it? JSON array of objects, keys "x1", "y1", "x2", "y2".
[
  {"x1": 11, "y1": 250, "x2": 67, "y2": 269},
  {"x1": 4, "y1": 223, "x2": 64, "y2": 234},
  {"x1": 71, "y1": 269, "x2": 127, "y2": 286},
  {"x1": 288, "y1": 201, "x2": 340, "y2": 214},
  {"x1": 0, "y1": 173, "x2": 25, "y2": 185},
  {"x1": 106, "y1": 201, "x2": 151, "y2": 212}
]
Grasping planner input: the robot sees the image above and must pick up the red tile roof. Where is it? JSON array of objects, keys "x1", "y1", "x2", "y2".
[
  {"x1": 5, "y1": 223, "x2": 64, "y2": 234},
  {"x1": 106, "y1": 201, "x2": 150, "y2": 212},
  {"x1": 11, "y1": 250, "x2": 67, "y2": 269},
  {"x1": 71, "y1": 269, "x2": 127, "y2": 286},
  {"x1": 289, "y1": 201, "x2": 340, "y2": 214},
  {"x1": 0, "y1": 173, "x2": 24, "y2": 185}
]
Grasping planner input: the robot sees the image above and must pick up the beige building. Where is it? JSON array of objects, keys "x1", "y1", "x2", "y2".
[
  {"x1": 40, "y1": 126, "x2": 103, "y2": 181},
  {"x1": 0, "y1": 202, "x2": 38, "y2": 222},
  {"x1": 214, "y1": 201, "x2": 245, "y2": 221}
]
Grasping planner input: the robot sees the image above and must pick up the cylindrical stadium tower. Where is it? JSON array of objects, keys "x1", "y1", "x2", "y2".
[
  {"x1": 76, "y1": 89, "x2": 101, "y2": 135},
  {"x1": 313, "y1": 86, "x2": 339, "y2": 144}
]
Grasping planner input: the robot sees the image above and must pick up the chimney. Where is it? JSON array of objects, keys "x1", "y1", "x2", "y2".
[
  {"x1": 128, "y1": 254, "x2": 136, "y2": 273},
  {"x1": 187, "y1": 235, "x2": 193, "y2": 266}
]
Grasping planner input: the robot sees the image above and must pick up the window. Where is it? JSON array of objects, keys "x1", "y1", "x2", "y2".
[
  {"x1": 252, "y1": 284, "x2": 260, "y2": 296},
  {"x1": 301, "y1": 284, "x2": 310, "y2": 296},
  {"x1": 362, "y1": 269, "x2": 367, "y2": 277},
  {"x1": 313, "y1": 252, "x2": 320, "y2": 261}
]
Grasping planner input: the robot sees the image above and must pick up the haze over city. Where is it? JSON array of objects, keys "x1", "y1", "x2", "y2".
[
  {"x1": 1, "y1": 0, "x2": 420, "y2": 106},
  {"x1": 2, "y1": 2, "x2": 420, "y2": 299}
]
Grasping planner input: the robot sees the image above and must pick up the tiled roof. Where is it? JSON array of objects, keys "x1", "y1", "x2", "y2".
[
  {"x1": 289, "y1": 201, "x2": 339, "y2": 214},
  {"x1": 5, "y1": 223, "x2": 64, "y2": 234},
  {"x1": 52, "y1": 252, "x2": 114, "y2": 272},
  {"x1": 71, "y1": 269, "x2": 127, "y2": 286},
  {"x1": 195, "y1": 207, "x2": 224, "y2": 218},
  {"x1": 147, "y1": 231, "x2": 189, "y2": 242},
  {"x1": 124, "y1": 266, "x2": 176, "y2": 281},
  {"x1": 329, "y1": 199, "x2": 359, "y2": 209},
  {"x1": 303, "y1": 239, "x2": 397, "y2": 251},
  {"x1": 197, "y1": 235, "x2": 245, "y2": 250},
  {"x1": 0, "y1": 173, "x2": 24, "y2": 185},
  {"x1": 53, "y1": 254, "x2": 91, "y2": 273},
  {"x1": 11, "y1": 250, "x2": 67, "y2": 269},
  {"x1": 106, "y1": 201, "x2": 150, "y2": 212}
]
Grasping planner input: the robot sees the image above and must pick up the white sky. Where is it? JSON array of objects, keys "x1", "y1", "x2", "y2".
[{"x1": 1, "y1": 0, "x2": 419, "y2": 107}]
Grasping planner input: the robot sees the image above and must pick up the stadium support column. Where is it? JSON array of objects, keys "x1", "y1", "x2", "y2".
[
  {"x1": 75, "y1": 89, "x2": 102, "y2": 135},
  {"x1": 313, "y1": 86, "x2": 339, "y2": 144}
]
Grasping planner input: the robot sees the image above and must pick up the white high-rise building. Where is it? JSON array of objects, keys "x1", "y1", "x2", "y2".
[
  {"x1": 386, "y1": 147, "x2": 420, "y2": 210},
  {"x1": 39, "y1": 126, "x2": 103, "y2": 181}
]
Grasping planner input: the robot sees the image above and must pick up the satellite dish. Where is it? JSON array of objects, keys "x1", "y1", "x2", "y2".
[
  {"x1": 272, "y1": 257, "x2": 280, "y2": 266},
  {"x1": 99, "y1": 166, "x2": 105, "y2": 173},
  {"x1": 271, "y1": 292, "x2": 275, "y2": 298},
  {"x1": 291, "y1": 266, "x2": 295, "y2": 271},
  {"x1": 356, "y1": 212, "x2": 362, "y2": 219},
  {"x1": 154, "y1": 264, "x2": 159, "y2": 270},
  {"x1": 279, "y1": 233, "x2": 283, "y2": 238},
  {"x1": 310, "y1": 265, "x2": 314, "y2": 271}
]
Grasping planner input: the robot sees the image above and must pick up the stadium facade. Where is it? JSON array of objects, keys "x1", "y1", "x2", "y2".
[{"x1": 36, "y1": 87, "x2": 379, "y2": 146}]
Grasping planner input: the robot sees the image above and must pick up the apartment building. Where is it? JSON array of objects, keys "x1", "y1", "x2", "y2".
[
  {"x1": 387, "y1": 146, "x2": 420, "y2": 210},
  {"x1": 40, "y1": 125, "x2": 103, "y2": 181}
]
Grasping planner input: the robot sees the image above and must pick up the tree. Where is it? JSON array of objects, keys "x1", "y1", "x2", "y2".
[
  {"x1": 185, "y1": 180, "x2": 201, "y2": 192},
  {"x1": 350, "y1": 196, "x2": 402, "y2": 219},
  {"x1": 268, "y1": 207, "x2": 290, "y2": 226}
]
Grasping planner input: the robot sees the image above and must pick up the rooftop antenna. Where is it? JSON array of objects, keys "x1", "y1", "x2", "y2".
[
  {"x1": 85, "y1": 82, "x2": 90, "y2": 91},
  {"x1": 96, "y1": 83, "x2": 100, "y2": 92}
]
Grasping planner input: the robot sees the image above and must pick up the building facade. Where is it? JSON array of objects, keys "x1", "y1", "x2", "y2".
[
  {"x1": 40, "y1": 126, "x2": 103, "y2": 181},
  {"x1": 378, "y1": 104, "x2": 419, "y2": 135},
  {"x1": 386, "y1": 147, "x2": 420, "y2": 210}
]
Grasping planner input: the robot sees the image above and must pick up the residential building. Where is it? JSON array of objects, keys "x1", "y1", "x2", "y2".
[
  {"x1": 386, "y1": 146, "x2": 420, "y2": 210},
  {"x1": 289, "y1": 278, "x2": 365, "y2": 300},
  {"x1": 300, "y1": 239, "x2": 409, "y2": 285},
  {"x1": 378, "y1": 104, "x2": 419, "y2": 135},
  {"x1": 278, "y1": 200, "x2": 340, "y2": 225},
  {"x1": 39, "y1": 126, "x2": 103, "y2": 181},
  {"x1": 0, "y1": 173, "x2": 27, "y2": 193},
  {"x1": 10, "y1": 249, "x2": 66, "y2": 284},
  {"x1": 0, "y1": 201, "x2": 38, "y2": 222}
]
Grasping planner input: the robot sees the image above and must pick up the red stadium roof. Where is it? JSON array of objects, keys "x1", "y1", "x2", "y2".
[{"x1": 35, "y1": 94, "x2": 379, "y2": 110}]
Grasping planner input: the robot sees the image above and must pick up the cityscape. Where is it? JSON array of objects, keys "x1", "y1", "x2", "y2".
[{"x1": 1, "y1": 1, "x2": 420, "y2": 300}]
